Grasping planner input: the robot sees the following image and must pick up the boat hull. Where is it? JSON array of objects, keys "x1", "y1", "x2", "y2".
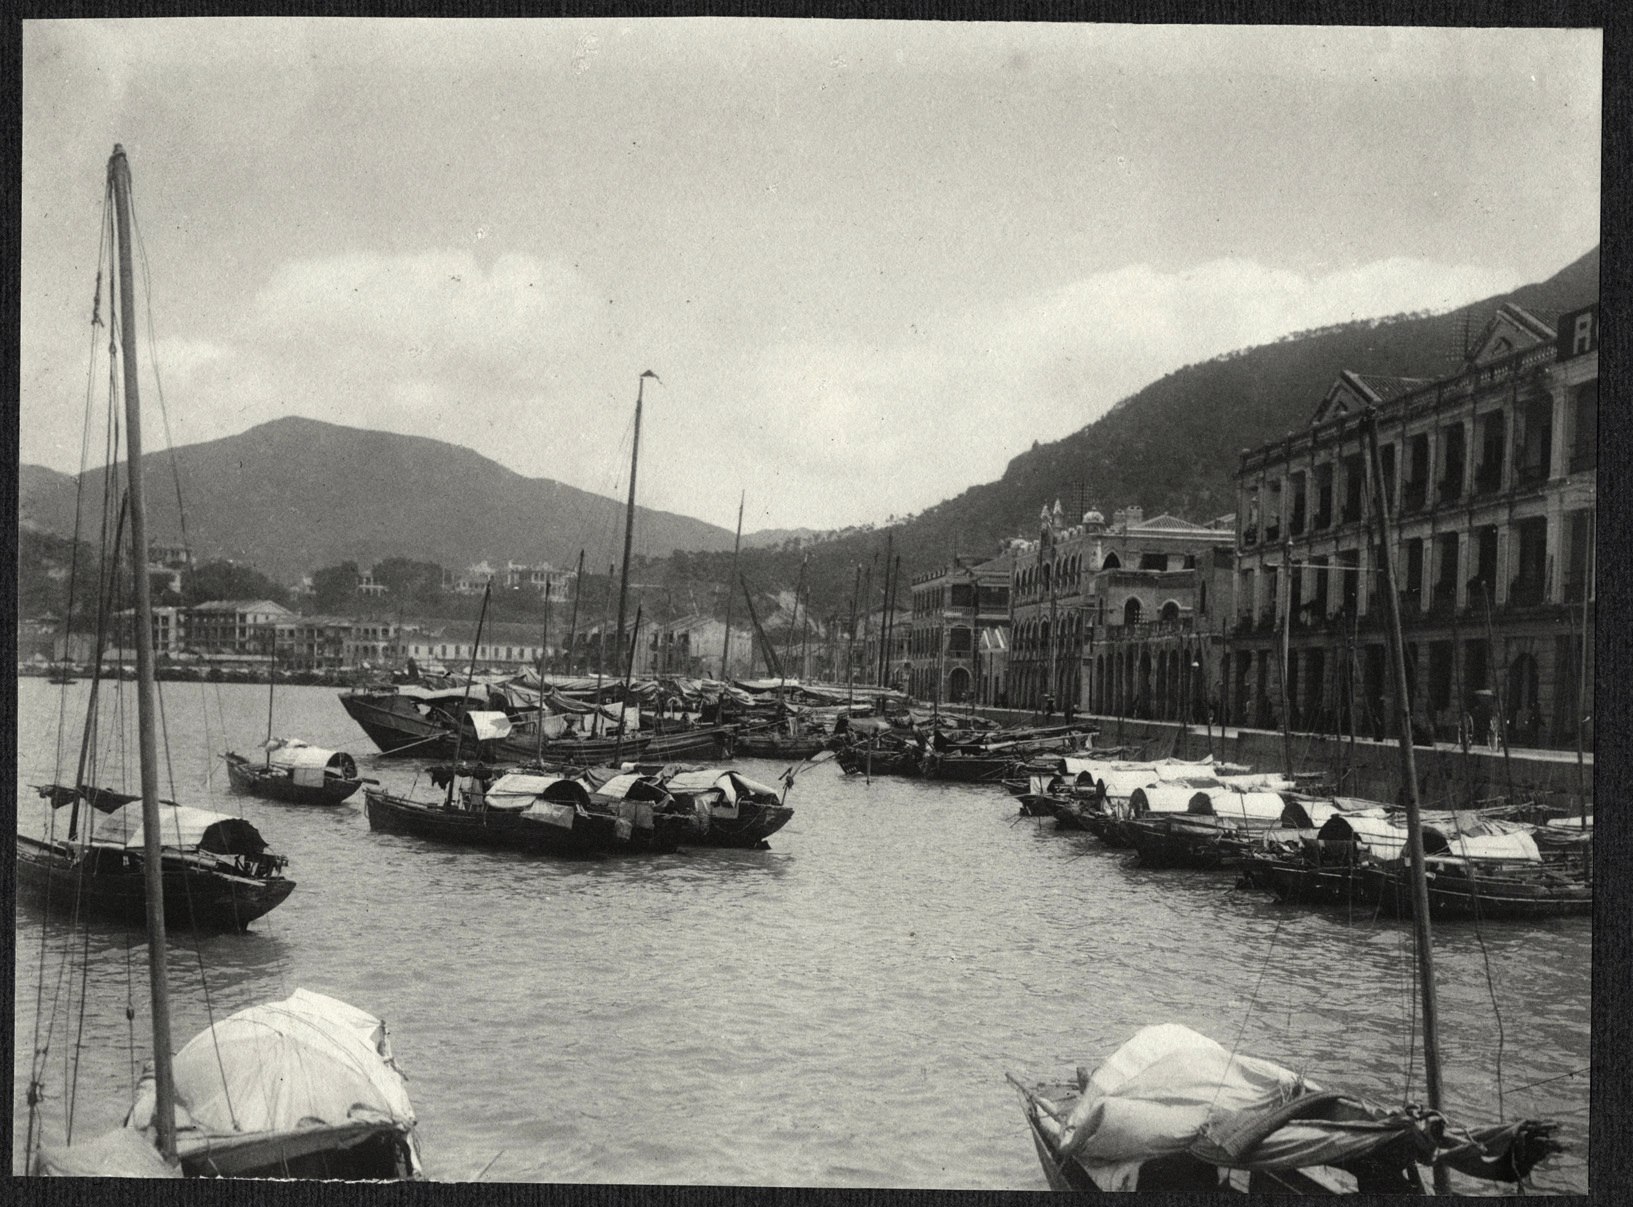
[
  {"x1": 224, "y1": 752, "x2": 362, "y2": 805},
  {"x1": 15, "y1": 836, "x2": 296, "y2": 932},
  {"x1": 338, "y1": 690, "x2": 461, "y2": 757},
  {"x1": 364, "y1": 788, "x2": 683, "y2": 857},
  {"x1": 686, "y1": 800, "x2": 795, "y2": 849},
  {"x1": 1258, "y1": 858, "x2": 1593, "y2": 920}
]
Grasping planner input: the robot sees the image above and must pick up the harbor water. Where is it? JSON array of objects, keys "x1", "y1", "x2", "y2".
[{"x1": 13, "y1": 677, "x2": 1591, "y2": 1190}]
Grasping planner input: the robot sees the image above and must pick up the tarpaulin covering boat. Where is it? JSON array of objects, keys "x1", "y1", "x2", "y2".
[
  {"x1": 93, "y1": 802, "x2": 271, "y2": 854},
  {"x1": 1010, "y1": 1024, "x2": 1561, "y2": 1193},
  {"x1": 225, "y1": 738, "x2": 366, "y2": 805},
  {"x1": 53, "y1": 989, "x2": 426, "y2": 1179}
]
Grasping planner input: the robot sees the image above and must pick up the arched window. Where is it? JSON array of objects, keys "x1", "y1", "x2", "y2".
[
  {"x1": 1124, "y1": 597, "x2": 1142, "y2": 626},
  {"x1": 1160, "y1": 600, "x2": 1181, "y2": 623},
  {"x1": 1102, "y1": 551, "x2": 1121, "y2": 570}
]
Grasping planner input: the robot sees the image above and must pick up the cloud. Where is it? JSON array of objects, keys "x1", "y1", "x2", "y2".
[
  {"x1": 683, "y1": 255, "x2": 1524, "y2": 529},
  {"x1": 251, "y1": 250, "x2": 602, "y2": 376}
]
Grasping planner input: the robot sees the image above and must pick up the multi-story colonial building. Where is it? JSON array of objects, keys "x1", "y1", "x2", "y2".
[
  {"x1": 1227, "y1": 302, "x2": 1596, "y2": 748},
  {"x1": 1010, "y1": 504, "x2": 1236, "y2": 711},
  {"x1": 186, "y1": 600, "x2": 297, "y2": 655},
  {"x1": 1082, "y1": 545, "x2": 1236, "y2": 722},
  {"x1": 905, "y1": 551, "x2": 1013, "y2": 705}
]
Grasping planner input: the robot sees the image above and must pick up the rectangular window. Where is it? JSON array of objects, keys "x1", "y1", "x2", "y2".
[
  {"x1": 1138, "y1": 552, "x2": 1168, "y2": 571},
  {"x1": 1403, "y1": 434, "x2": 1429, "y2": 510},
  {"x1": 1511, "y1": 517, "x2": 1548, "y2": 605},
  {"x1": 1403, "y1": 539, "x2": 1424, "y2": 610},
  {"x1": 1472, "y1": 527, "x2": 1499, "y2": 605},
  {"x1": 1514, "y1": 395, "x2": 1553, "y2": 485},
  {"x1": 1314, "y1": 463, "x2": 1334, "y2": 529},
  {"x1": 1565, "y1": 509, "x2": 1594, "y2": 602},
  {"x1": 1438, "y1": 424, "x2": 1466, "y2": 503},
  {"x1": 1340, "y1": 454, "x2": 1364, "y2": 523},
  {"x1": 1571, "y1": 382, "x2": 1597, "y2": 472},
  {"x1": 1433, "y1": 533, "x2": 1459, "y2": 606},
  {"x1": 1339, "y1": 550, "x2": 1360, "y2": 614},
  {"x1": 1475, "y1": 412, "x2": 1505, "y2": 493},
  {"x1": 1289, "y1": 473, "x2": 1307, "y2": 535}
]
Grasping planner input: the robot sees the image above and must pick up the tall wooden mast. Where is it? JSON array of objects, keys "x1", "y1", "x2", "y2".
[
  {"x1": 111, "y1": 143, "x2": 178, "y2": 1164},
  {"x1": 720, "y1": 491, "x2": 744, "y2": 679},
  {"x1": 1362, "y1": 407, "x2": 1447, "y2": 1193},
  {"x1": 613, "y1": 371, "x2": 657, "y2": 687}
]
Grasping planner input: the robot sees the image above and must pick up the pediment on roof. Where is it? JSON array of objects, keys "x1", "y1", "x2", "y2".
[
  {"x1": 1309, "y1": 371, "x2": 1376, "y2": 426},
  {"x1": 1469, "y1": 304, "x2": 1555, "y2": 365}
]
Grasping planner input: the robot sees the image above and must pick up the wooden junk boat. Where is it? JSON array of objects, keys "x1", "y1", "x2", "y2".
[
  {"x1": 17, "y1": 787, "x2": 295, "y2": 932},
  {"x1": 1009, "y1": 1023, "x2": 1561, "y2": 1194},
  {"x1": 364, "y1": 765, "x2": 689, "y2": 857},
  {"x1": 224, "y1": 738, "x2": 367, "y2": 805},
  {"x1": 1243, "y1": 809, "x2": 1592, "y2": 920},
  {"x1": 641, "y1": 766, "x2": 795, "y2": 848}
]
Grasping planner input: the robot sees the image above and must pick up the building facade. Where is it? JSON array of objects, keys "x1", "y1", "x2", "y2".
[
  {"x1": 1010, "y1": 503, "x2": 1236, "y2": 712},
  {"x1": 1082, "y1": 546, "x2": 1236, "y2": 722},
  {"x1": 905, "y1": 551, "x2": 1013, "y2": 705},
  {"x1": 186, "y1": 600, "x2": 298, "y2": 655},
  {"x1": 1227, "y1": 302, "x2": 1596, "y2": 748}
]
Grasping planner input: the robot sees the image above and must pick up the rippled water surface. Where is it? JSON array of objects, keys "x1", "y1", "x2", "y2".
[{"x1": 14, "y1": 678, "x2": 1591, "y2": 1189}]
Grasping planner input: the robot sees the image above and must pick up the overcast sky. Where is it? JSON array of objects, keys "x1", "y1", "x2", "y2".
[{"x1": 20, "y1": 19, "x2": 1601, "y2": 535}]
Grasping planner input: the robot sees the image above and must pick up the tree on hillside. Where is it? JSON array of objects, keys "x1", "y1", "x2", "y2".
[
  {"x1": 372, "y1": 557, "x2": 445, "y2": 606},
  {"x1": 186, "y1": 560, "x2": 290, "y2": 607},
  {"x1": 310, "y1": 561, "x2": 360, "y2": 611}
]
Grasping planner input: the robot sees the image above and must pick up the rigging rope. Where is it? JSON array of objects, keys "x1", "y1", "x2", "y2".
[{"x1": 25, "y1": 173, "x2": 121, "y2": 1165}]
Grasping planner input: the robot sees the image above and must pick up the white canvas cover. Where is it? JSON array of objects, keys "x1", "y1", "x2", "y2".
[
  {"x1": 665, "y1": 769, "x2": 734, "y2": 796},
  {"x1": 92, "y1": 802, "x2": 261, "y2": 852},
  {"x1": 1128, "y1": 786, "x2": 1198, "y2": 815},
  {"x1": 262, "y1": 738, "x2": 338, "y2": 770},
  {"x1": 1431, "y1": 830, "x2": 1541, "y2": 863},
  {"x1": 1321, "y1": 814, "x2": 1541, "y2": 864},
  {"x1": 1214, "y1": 773, "x2": 1294, "y2": 792},
  {"x1": 466, "y1": 711, "x2": 513, "y2": 741},
  {"x1": 127, "y1": 989, "x2": 417, "y2": 1158},
  {"x1": 595, "y1": 773, "x2": 646, "y2": 800},
  {"x1": 1055, "y1": 1024, "x2": 1313, "y2": 1191},
  {"x1": 486, "y1": 772, "x2": 569, "y2": 809},
  {"x1": 1098, "y1": 768, "x2": 1166, "y2": 800},
  {"x1": 1187, "y1": 790, "x2": 1288, "y2": 824},
  {"x1": 32, "y1": 1126, "x2": 181, "y2": 1177}
]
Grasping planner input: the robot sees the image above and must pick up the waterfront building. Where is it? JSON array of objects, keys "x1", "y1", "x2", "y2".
[
  {"x1": 1082, "y1": 546, "x2": 1236, "y2": 722},
  {"x1": 1010, "y1": 504, "x2": 1235, "y2": 712},
  {"x1": 185, "y1": 599, "x2": 297, "y2": 655},
  {"x1": 906, "y1": 551, "x2": 1013, "y2": 706},
  {"x1": 1227, "y1": 302, "x2": 1597, "y2": 749},
  {"x1": 398, "y1": 620, "x2": 547, "y2": 675}
]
